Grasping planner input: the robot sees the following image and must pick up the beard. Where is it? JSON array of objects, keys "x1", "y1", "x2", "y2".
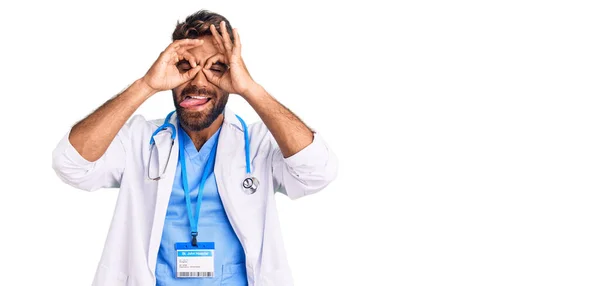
[{"x1": 172, "y1": 85, "x2": 229, "y2": 131}]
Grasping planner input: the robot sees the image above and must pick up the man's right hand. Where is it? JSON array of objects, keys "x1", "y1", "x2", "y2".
[{"x1": 141, "y1": 39, "x2": 204, "y2": 93}]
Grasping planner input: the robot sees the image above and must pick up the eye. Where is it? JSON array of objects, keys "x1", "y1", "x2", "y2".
[
  {"x1": 210, "y1": 65, "x2": 226, "y2": 73},
  {"x1": 176, "y1": 60, "x2": 191, "y2": 72}
]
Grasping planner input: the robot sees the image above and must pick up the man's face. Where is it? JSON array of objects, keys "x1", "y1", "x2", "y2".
[{"x1": 172, "y1": 35, "x2": 229, "y2": 131}]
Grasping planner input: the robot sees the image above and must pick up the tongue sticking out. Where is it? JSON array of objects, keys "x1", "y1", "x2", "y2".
[{"x1": 180, "y1": 97, "x2": 210, "y2": 108}]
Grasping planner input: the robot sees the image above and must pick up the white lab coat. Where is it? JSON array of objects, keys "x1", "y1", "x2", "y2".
[{"x1": 52, "y1": 107, "x2": 338, "y2": 286}]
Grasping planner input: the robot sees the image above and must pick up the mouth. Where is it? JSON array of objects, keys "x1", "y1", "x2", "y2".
[{"x1": 180, "y1": 95, "x2": 212, "y2": 109}]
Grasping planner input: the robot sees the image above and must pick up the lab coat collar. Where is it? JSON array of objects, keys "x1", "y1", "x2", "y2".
[{"x1": 223, "y1": 107, "x2": 244, "y2": 132}]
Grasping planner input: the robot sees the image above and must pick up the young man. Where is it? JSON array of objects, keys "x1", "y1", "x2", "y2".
[{"x1": 52, "y1": 9, "x2": 338, "y2": 286}]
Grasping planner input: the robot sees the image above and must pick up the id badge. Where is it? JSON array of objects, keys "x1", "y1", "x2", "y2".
[{"x1": 175, "y1": 242, "x2": 215, "y2": 278}]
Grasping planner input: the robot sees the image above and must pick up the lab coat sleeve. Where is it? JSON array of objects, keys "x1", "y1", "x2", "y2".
[
  {"x1": 271, "y1": 131, "x2": 338, "y2": 200},
  {"x1": 51, "y1": 119, "x2": 134, "y2": 192}
]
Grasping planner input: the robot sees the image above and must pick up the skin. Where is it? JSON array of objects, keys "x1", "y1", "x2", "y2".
[{"x1": 69, "y1": 21, "x2": 313, "y2": 161}]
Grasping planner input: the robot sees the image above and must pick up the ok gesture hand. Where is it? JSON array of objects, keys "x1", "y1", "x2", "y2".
[
  {"x1": 202, "y1": 21, "x2": 259, "y2": 97},
  {"x1": 142, "y1": 39, "x2": 204, "y2": 92}
]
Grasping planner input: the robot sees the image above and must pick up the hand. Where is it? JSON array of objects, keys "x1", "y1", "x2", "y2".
[
  {"x1": 141, "y1": 39, "x2": 204, "y2": 93},
  {"x1": 203, "y1": 21, "x2": 259, "y2": 97}
]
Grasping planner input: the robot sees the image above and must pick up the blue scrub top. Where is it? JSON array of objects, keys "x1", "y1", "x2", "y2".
[{"x1": 155, "y1": 124, "x2": 248, "y2": 286}]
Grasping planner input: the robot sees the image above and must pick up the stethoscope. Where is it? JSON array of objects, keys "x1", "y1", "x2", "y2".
[{"x1": 147, "y1": 110, "x2": 259, "y2": 195}]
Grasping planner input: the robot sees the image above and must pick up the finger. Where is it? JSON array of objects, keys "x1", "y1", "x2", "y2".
[
  {"x1": 179, "y1": 51, "x2": 198, "y2": 67},
  {"x1": 220, "y1": 21, "x2": 233, "y2": 52},
  {"x1": 203, "y1": 54, "x2": 229, "y2": 86},
  {"x1": 157, "y1": 47, "x2": 181, "y2": 64},
  {"x1": 210, "y1": 24, "x2": 226, "y2": 54},
  {"x1": 182, "y1": 65, "x2": 203, "y2": 81},
  {"x1": 175, "y1": 39, "x2": 204, "y2": 52},
  {"x1": 212, "y1": 38, "x2": 222, "y2": 54},
  {"x1": 233, "y1": 28, "x2": 241, "y2": 56},
  {"x1": 168, "y1": 38, "x2": 204, "y2": 53},
  {"x1": 203, "y1": 53, "x2": 228, "y2": 70},
  {"x1": 174, "y1": 38, "x2": 203, "y2": 47},
  {"x1": 165, "y1": 51, "x2": 179, "y2": 65},
  {"x1": 201, "y1": 67, "x2": 219, "y2": 85}
]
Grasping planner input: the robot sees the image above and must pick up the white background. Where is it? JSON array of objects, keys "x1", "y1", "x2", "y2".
[{"x1": 0, "y1": 0, "x2": 599, "y2": 285}]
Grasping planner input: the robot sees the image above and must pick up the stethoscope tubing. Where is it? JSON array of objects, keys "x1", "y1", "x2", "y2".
[{"x1": 148, "y1": 111, "x2": 259, "y2": 194}]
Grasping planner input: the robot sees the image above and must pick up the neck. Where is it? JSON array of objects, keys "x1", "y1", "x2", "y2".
[{"x1": 181, "y1": 114, "x2": 224, "y2": 151}]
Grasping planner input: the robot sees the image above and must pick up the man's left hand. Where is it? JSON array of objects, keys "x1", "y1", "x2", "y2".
[{"x1": 203, "y1": 21, "x2": 259, "y2": 97}]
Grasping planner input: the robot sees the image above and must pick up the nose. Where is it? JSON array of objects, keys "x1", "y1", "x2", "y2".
[{"x1": 189, "y1": 67, "x2": 210, "y2": 88}]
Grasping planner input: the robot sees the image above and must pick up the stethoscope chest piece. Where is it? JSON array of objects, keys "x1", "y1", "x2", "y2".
[{"x1": 242, "y1": 176, "x2": 259, "y2": 195}]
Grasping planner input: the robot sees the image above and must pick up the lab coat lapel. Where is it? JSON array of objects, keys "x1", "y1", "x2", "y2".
[
  {"x1": 215, "y1": 108, "x2": 243, "y2": 168},
  {"x1": 214, "y1": 108, "x2": 240, "y2": 220},
  {"x1": 146, "y1": 113, "x2": 180, "y2": 275},
  {"x1": 214, "y1": 108, "x2": 260, "y2": 283}
]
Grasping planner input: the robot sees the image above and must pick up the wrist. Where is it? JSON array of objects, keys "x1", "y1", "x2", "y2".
[
  {"x1": 240, "y1": 83, "x2": 266, "y2": 99},
  {"x1": 134, "y1": 78, "x2": 159, "y2": 99}
]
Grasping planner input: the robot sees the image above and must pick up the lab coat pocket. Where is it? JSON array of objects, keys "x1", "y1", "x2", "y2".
[
  {"x1": 220, "y1": 262, "x2": 248, "y2": 286},
  {"x1": 93, "y1": 263, "x2": 128, "y2": 286}
]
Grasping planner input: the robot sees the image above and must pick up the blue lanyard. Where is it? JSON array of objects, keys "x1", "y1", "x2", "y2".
[{"x1": 177, "y1": 122, "x2": 219, "y2": 246}]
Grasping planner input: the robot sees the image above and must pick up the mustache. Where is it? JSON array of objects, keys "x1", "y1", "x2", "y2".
[{"x1": 181, "y1": 86, "x2": 217, "y2": 98}]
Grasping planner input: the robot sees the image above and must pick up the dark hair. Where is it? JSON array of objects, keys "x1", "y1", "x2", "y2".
[{"x1": 172, "y1": 10, "x2": 234, "y2": 43}]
